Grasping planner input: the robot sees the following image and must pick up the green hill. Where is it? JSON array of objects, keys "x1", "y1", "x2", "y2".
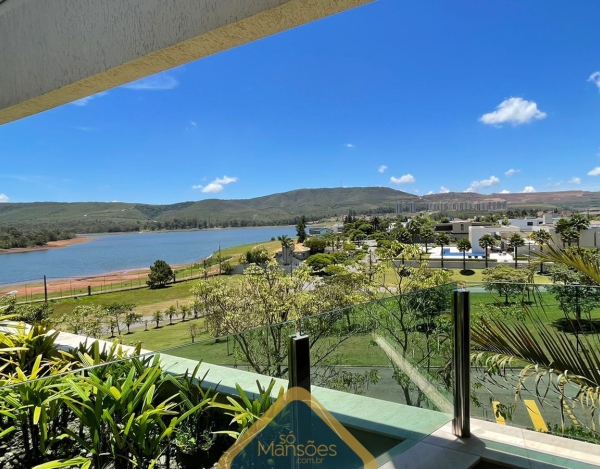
[
  {"x1": 0, "y1": 187, "x2": 417, "y2": 233},
  {"x1": 4, "y1": 187, "x2": 599, "y2": 234}
]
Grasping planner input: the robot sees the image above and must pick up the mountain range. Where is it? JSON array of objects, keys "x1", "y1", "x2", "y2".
[{"x1": 1, "y1": 187, "x2": 599, "y2": 233}]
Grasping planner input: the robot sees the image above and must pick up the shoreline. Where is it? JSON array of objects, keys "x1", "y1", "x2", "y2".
[
  {"x1": 0, "y1": 237, "x2": 94, "y2": 256},
  {"x1": 0, "y1": 231, "x2": 291, "y2": 296}
]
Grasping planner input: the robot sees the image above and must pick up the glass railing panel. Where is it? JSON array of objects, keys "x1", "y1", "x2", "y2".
[
  {"x1": 301, "y1": 284, "x2": 457, "y2": 411},
  {"x1": 157, "y1": 321, "x2": 297, "y2": 380},
  {"x1": 469, "y1": 282, "x2": 600, "y2": 444}
]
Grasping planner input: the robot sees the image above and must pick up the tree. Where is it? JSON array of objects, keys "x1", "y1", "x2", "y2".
[
  {"x1": 569, "y1": 213, "x2": 590, "y2": 247},
  {"x1": 456, "y1": 238, "x2": 472, "y2": 272},
  {"x1": 240, "y1": 246, "x2": 270, "y2": 266},
  {"x1": 124, "y1": 311, "x2": 142, "y2": 334},
  {"x1": 296, "y1": 215, "x2": 307, "y2": 243},
  {"x1": 528, "y1": 230, "x2": 552, "y2": 273},
  {"x1": 192, "y1": 261, "x2": 374, "y2": 382},
  {"x1": 507, "y1": 233, "x2": 525, "y2": 269},
  {"x1": 405, "y1": 219, "x2": 421, "y2": 244},
  {"x1": 435, "y1": 233, "x2": 451, "y2": 269},
  {"x1": 105, "y1": 302, "x2": 135, "y2": 336},
  {"x1": 305, "y1": 253, "x2": 334, "y2": 272},
  {"x1": 303, "y1": 237, "x2": 327, "y2": 254},
  {"x1": 147, "y1": 259, "x2": 174, "y2": 289},
  {"x1": 166, "y1": 305, "x2": 178, "y2": 325},
  {"x1": 475, "y1": 245, "x2": 600, "y2": 435},
  {"x1": 60, "y1": 305, "x2": 106, "y2": 337},
  {"x1": 478, "y1": 234, "x2": 497, "y2": 268},
  {"x1": 374, "y1": 242, "x2": 455, "y2": 408},
  {"x1": 152, "y1": 310, "x2": 163, "y2": 329},
  {"x1": 421, "y1": 228, "x2": 435, "y2": 253},
  {"x1": 277, "y1": 234, "x2": 294, "y2": 250},
  {"x1": 482, "y1": 264, "x2": 528, "y2": 304},
  {"x1": 560, "y1": 227, "x2": 580, "y2": 248},
  {"x1": 555, "y1": 218, "x2": 571, "y2": 246},
  {"x1": 220, "y1": 260, "x2": 234, "y2": 275},
  {"x1": 180, "y1": 304, "x2": 190, "y2": 322},
  {"x1": 188, "y1": 323, "x2": 200, "y2": 343}
]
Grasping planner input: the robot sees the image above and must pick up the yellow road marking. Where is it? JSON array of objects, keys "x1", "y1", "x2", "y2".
[
  {"x1": 562, "y1": 400, "x2": 580, "y2": 426},
  {"x1": 492, "y1": 401, "x2": 506, "y2": 425},
  {"x1": 524, "y1": 400, "x2": 548, "y2": 432}
]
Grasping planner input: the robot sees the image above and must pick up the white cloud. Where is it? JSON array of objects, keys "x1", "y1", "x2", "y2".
[
  {"x1": 345, "y1": 143, "x2": 355, "y2": 148},
  {"x1": 505, "y1": 168, "x2": 520, "y2": 177},
  {"x1": 440, "y1": 186, "x2": 450, "y2": 193},
  {"x1": 123, "y1": 73, "x2": 178, "y2": 91},
  {"x1": 190, "y1": 121, "x2": 197, "y2": 127},
  {"x1": 192, "y1": 175, "x2": 238, "y2": 193},
  {"x1": 378, "y1": 165, "x2": 388, "y2": 173},
  {"x1": 427, "y1": 191, "x2": 434, "y2": 195},
  {"x1": 465, "y1": 175, "x2": 500, "y2": 193},
  {"x1": 588, "y1": 71, "x2": 600, "y2": 90},
  {"x1": 390, "y1": 174, "x2": 415, "y2": 184},
  {"x1": 479, "y1": 97, "x2": 547, "y2": 126},
  {"x1": 70, "y1": 91, "x2": 108, "y2": 107},
  {"x1": 500, "y1": 189, "x2": 510, "y2": 194},
  {"x1": 523, "y1": 186, "x2": 536, "y2": 193},
  {"x1": 568, "y1": 177, "x2": 581, "y2": 184},
  {"x1": 588, "y1": 167, "x2": 600, "y2": 176},
  {"x1": 0, "y1": 194, "x2": 8, "y2": 203}
]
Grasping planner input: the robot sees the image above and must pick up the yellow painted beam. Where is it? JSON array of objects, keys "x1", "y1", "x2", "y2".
[
  {"x1": 524, "y1": 399, "x2": 548, "y2": 432},
  {"x1": 492, "y1": 401, "x2": 506, "y2": 425}
]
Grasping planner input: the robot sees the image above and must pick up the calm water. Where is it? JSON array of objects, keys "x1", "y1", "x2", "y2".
[{"x1": 0, "y1": 227, "x2": 296, "y2": 285}]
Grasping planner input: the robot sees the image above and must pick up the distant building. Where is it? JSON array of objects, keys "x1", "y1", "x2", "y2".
[
  {"x1": 428, "y1": 198, "x2": 506, "y2": 212},
  {"x1": 434, "y1": 221, "x2": 495, "y2": 239},
  {"x1": 308, "y1": 227, "x2": 333, "y2": 236}
]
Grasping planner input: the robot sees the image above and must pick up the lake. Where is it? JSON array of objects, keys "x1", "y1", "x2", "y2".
[{"x1": 0, "y1": 226, "x2": 297, "y2": 285}]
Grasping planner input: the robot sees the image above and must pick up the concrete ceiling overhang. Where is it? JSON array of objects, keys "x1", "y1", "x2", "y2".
[{"x1": 0, "y1": 0, "x2": 373, "y2": 125}]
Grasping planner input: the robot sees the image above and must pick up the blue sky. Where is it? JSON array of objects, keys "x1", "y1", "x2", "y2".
[{"x1": 1, "y1": 0, "x2": 600, "y2": 204}]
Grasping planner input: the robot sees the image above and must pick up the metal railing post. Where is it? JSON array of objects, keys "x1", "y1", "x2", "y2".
[
  {"x1": 453, "y1": 289, "x2": 471, "y2": 437},
  {"x1": 288, "y1": 334, "x2": 311, "y2": 392}
]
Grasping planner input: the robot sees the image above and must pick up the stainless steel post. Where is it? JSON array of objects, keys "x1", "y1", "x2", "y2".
[
  {"x1": 288, "y1": 334, "x2": 311, "y2": 392},
  {"x1": 453, "y1": 289, "x2": 471, "y2": 437}
]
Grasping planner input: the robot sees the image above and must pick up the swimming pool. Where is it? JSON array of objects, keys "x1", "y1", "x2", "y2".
[{"x1": 442, "y1": 249, "x2": 482, "y2": 258}]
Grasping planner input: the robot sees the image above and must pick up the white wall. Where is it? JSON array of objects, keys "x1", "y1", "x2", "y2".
[{"x1": 0, "y1": 0, "x2": 373, "y2": 124}]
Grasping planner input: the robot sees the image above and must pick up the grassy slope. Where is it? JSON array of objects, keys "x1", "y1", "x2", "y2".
[{"x1": 0, "y1": 187, "x2": 417, "y2": 229}]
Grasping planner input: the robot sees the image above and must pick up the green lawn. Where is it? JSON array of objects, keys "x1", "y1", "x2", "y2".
[{"x1": 50, "y1": 275, "x2": 240, "y2": 318}]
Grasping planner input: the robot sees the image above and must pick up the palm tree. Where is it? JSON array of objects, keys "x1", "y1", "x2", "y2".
[
  {"x1": 180, "y1": 304, "x2": 190, "y2": 322},
  {"x1": 277, "y1": 234, "x2": 295, "y2": 265},
  {"x1": 167, "y1": 305, "x2": 178, "y2": 325},
  {"x1": 528, "y1": 230, "x2": 552, "y2": 273},
  {"x1": 478, "y1": 234, "x2": 497, "y2": 268},
  {"x1": 569, "y1": 214, "x2": 589, "y2": 247},
  {"x1": 508, "y1": 233, "x2": 525, "y2": 269},
  {"x1": 560, "y1": 228, "x2": 580, "y2": 248},
  {"x1": 555, "y1": 218, "x2": 571, "y2": 247},
  {"x1": 473, "y1": 244, "x2": 600, "y2": 426},
  {"x1": 277, "y1": 234, "x2": 294, "y2": 250},
  {"x1": 456, "y1": 238, "x2": 472, "y2": 272},
  {"x1": 152, "y1": 310, "x2": 163, "y2": 329},
  {"x1": 435, "y1": 233, "x2": 451, "y2": 269}
]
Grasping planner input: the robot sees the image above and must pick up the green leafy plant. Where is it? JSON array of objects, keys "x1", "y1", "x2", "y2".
[{"x1": 211, "y1": 380, "x2": 284, "y2": 440}]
